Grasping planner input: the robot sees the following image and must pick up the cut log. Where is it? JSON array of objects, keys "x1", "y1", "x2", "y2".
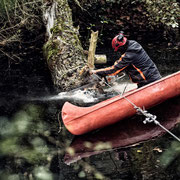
[
  {"x1": 94, "y1": 54, "x2": 107, "y2": 64},
  {"x1": 87, "y1": 31, "x2": 99, "y2": 69}
]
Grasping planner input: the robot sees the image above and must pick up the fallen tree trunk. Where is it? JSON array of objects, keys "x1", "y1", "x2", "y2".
[
  {"x1": 42, "y1": 0, "x2": 108, "y2": 92},
  {"x1": 43, "y1": 0, "x2": 87, "y2": 91}
]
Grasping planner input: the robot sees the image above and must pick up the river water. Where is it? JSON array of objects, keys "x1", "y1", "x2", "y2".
[{"x1": 0, "y1": 47, "x2": 180, "y2": 180}]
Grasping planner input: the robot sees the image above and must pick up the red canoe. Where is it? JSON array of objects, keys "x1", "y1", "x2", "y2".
[
  {"x1": 62, "y1": 71, "x2": 180, "y2": 135},
  {"x1": 64, "y1": 96, "x2": 180, "y2": 165}
]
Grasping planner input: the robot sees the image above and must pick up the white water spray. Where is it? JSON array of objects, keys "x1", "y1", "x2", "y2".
[
  {"x1": 31, "y1": 89, "x2": 98, "y2": 103},
  {"x1": 31, "y1": 82, "x2": 136, "y2": 103},
  {"x1": 52, "y1": 90, "x2": 98, "y2": 103}
]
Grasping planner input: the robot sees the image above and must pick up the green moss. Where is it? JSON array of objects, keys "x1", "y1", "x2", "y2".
[
  {"x1": 50, "y1": 24, "x2": 62, "y2": 34},
  {"x1": 43, "y1": 40, "x2": 60, "y2": 62}
]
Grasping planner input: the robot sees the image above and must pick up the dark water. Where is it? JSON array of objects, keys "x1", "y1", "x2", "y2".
[{"x1": 0, "y1": 47, "x2": 180, "y2": 180}]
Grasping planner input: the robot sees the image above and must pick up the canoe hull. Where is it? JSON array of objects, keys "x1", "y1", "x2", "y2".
[
  {"x1": 64, "y1": 96, "x2": 180, "y2": 165},
  {"x1": 62, "y1": 71, "x2": 180, "y2": 135}
]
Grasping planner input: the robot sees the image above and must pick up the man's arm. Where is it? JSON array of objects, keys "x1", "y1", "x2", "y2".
[{"x1": 91, "y1": 53, "x2": 132, "y2": 76}]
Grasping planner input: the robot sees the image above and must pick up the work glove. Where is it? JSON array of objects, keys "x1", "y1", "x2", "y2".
[{"x1": 89, "y1": 69, "x2": 96, "y2": 75}]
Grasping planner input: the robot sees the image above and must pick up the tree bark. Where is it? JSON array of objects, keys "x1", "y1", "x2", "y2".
[{"x1": 43, "y1": 0, "x2": 87, "y2": 91}]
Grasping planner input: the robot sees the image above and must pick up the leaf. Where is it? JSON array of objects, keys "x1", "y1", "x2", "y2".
[{"x1": 153, "y1": 147, "x2": 162, "y2": 153}]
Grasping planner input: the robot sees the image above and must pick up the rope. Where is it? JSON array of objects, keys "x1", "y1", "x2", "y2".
[
  {"x1": 93, "y1": 74, "x2": 180, "y2": 142},
  {"x1": 143, "y1": 116, "x2": 180, "y2": 142}
]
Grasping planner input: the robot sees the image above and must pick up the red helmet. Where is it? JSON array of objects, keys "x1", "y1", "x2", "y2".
[{"x1": 112, "y1": 33, "x2": 127, "y2": 51}]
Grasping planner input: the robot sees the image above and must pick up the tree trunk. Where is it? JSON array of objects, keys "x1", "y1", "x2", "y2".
[{"x1": 43, "y1": 0, "x2": 87, "y2": 91}]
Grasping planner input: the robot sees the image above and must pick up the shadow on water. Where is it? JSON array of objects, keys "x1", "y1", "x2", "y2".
[{"x1": 0, "y1": 47, "x2": 180, "y2": 179}]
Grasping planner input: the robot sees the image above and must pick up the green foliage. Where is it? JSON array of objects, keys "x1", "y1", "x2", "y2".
[
  {"x1": 103, "y1": 0, "x2": 179, "y2": 28},
  {"x1": 135, "y1": 0, "x2": 179, "y2": 28},
  {"x1": 0, "y1": 0, "x2": 44, "y2": 63},
  {"x1": 0, "y1": 0, "x2": 43, "y2": 25},
  {"x1": 0, "y1": 102, "x2": 112, "y2": 179},
  {"x1": 0, "y1": 0, "x2": 16, "y2": 20},
  {"x1": 0, "y1": 104, "x2": 58, "y2": 179},
  {"x1": 160, "y1": 139, "x2": 180, "y2": 169},
  {"x1": 33, "y1": 166, "x2": 53, "y2": 180},
  {"x1": 75, "y1": 0, "x2": 179, "y2": 29},
  {"x1": 0, "y1": 104, "x2": 48, "y2": 162}
]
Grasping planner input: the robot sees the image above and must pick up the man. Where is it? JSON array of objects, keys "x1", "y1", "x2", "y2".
[{"x1": 91, "y1": 32, "x2": 161, "y2": 88}]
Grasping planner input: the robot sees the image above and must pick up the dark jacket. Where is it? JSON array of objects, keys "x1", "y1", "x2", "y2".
[{"x1": 95, "y1": 40, "x2": 162, "y2": 88}]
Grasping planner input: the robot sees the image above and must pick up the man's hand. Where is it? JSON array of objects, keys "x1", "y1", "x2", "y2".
[{"x1": 89, "y1": 69, "x2": 96, "y2": 75}]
